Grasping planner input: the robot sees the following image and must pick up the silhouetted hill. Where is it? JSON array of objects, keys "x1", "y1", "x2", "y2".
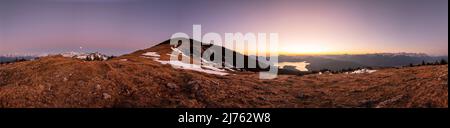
[{"x1": 129, "y1": 38, "x2": 273, "y2": 72}]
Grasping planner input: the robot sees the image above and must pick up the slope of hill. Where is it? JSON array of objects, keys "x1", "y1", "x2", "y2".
[
  {"x1": 0, "y1": 40, "x2": 447, "y2": 108},
  {"x1": 128, "y1": 39, "x2": 271, "y2": 72}
]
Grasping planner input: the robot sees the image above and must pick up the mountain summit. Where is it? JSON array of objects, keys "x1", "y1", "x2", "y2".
[{"x1": 128, "y1": 38, "x2": 273, "y2": 73}]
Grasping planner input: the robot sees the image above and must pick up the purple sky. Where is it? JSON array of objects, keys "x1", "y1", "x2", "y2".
[{"x1": 0, "y1": 0, "x2": 448, "y2": 56}]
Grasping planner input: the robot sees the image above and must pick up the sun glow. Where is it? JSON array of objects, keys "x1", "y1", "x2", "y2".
[
  {"x1": 278, "y1": 41, "x2": 335, "y2": 55},
  {"x1": 276, "y1": 39, "x2": 374, "y2": 55}
]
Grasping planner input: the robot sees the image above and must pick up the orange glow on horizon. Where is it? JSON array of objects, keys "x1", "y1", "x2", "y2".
[{"x1": 277, "y1": 50, "x2": 377, "y2": 56}]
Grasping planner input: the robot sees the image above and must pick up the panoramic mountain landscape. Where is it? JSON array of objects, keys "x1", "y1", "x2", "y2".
[
  {"x1": 0, "y1": 0, "x2": 448, "y2": 109},
  {"x1": 0, "y1": 39, "x2": 447, "y2": 108}
]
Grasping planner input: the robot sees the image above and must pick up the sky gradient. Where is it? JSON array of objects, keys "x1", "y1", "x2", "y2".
[{"x1": 0, "y1": 0, "x2": 448, "y2": 56}]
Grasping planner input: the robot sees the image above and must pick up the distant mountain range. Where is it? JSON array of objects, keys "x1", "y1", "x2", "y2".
[
  {"x1": 0, "y1": 52, "x2": 113, "y2": 63},
  {"x1": 0, "y1": 56, "x2": 36, "y2": 63},
  {"x1": 134, "y1": 38, "x2": 272, "y2": 72},
  {"x1": 279, "y1": 53, "x2": 448, "y2": 71}
]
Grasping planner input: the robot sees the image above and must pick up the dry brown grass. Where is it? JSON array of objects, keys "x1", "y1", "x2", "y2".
[{"x1": 0, "y1": 52, "x2": 447, "y2": 108}]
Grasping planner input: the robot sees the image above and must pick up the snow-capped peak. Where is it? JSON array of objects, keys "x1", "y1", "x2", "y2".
[{"x1": 60, "y1": 52, "x2": 110, "y2": 61}]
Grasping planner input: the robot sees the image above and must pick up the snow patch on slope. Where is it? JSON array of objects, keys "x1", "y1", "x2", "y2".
[
  {"x1": 142, "y1": 52, "x2": 160, "y2": 57},
  {"x1": 142, "y1": 50, "x2": 228, "y2": 76},
  {"x1": 350, "y1": 69, "x2": 377, "y2": 74}
]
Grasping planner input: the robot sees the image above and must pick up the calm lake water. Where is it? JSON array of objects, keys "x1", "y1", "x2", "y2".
[{"x1": 277, "y1": 61, "x2": 310, "y2": 71}]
